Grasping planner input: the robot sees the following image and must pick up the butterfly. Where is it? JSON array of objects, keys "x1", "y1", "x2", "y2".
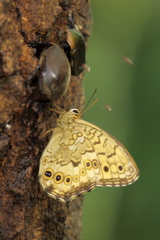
[{"x1": 38, "y1": 108, "x2": 139, "y2": 203}]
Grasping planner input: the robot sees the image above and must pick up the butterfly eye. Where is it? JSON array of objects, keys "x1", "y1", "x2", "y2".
[{"x1": 70, "y1": 109, "x2": 79, "y2": 114}]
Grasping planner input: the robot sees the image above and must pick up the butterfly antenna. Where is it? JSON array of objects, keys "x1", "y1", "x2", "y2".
[
  {"x1": 82, "y1": 98, "x2": 98, "y2": 114},
  {"x1": 82, "y1": 88, "x2": 98, "y2": 113}
]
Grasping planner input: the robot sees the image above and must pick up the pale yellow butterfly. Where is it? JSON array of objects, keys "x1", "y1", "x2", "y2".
[{"x1": 38, "y1": 108, "x2": 139, "y2": 203}]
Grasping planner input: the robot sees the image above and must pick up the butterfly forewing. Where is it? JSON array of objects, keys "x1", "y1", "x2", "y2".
[{"x1": 38, "y1": 109, "x2": 139, "y2": 203}]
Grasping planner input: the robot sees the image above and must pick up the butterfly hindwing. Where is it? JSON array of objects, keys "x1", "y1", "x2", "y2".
[{"x1": 76, "y1": 119, "x2": 139, "y2": 186}]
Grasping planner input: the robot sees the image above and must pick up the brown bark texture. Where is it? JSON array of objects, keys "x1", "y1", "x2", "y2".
[{"x1": 0, "y1": 0, "x2": 92, "y2": 239}]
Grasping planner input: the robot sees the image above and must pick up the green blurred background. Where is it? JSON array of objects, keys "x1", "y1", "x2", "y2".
[{"x1": 81, "y1": 1, "x2": 160, "y2": 240}]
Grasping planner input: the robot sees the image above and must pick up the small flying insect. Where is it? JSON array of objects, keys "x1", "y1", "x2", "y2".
[
  {"x1": 104, "y1": 104, "x2": 112, "y2": 111},
  {"x1": 123, "y1": 57, "x2": 133, "y2": 65}
]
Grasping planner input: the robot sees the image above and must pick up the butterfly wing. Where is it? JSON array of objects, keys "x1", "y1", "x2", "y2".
[
  {"x1": 38, "y1": 118, "x2": 139, "y2": 203},
  {"x1": 38, "y1": 126, "x2": 99, "y2": 202},
  {"x1": 76, "y1": 119, "x2": 139, "y2": 187}
]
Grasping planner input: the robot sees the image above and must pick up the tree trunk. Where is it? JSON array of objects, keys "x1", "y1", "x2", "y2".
[{"x1": 0, "y1": 0, "x2": 92, "y2": 239}]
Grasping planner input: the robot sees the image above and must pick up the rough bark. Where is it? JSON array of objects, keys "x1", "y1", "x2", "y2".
[{"x1": 0, "y1": 0, "x2": 92, "y2": 239}]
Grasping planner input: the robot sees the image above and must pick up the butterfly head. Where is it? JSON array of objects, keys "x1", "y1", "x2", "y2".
[{"x1": 57, "y1": 108, "x2": 81, "y2": 125}]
